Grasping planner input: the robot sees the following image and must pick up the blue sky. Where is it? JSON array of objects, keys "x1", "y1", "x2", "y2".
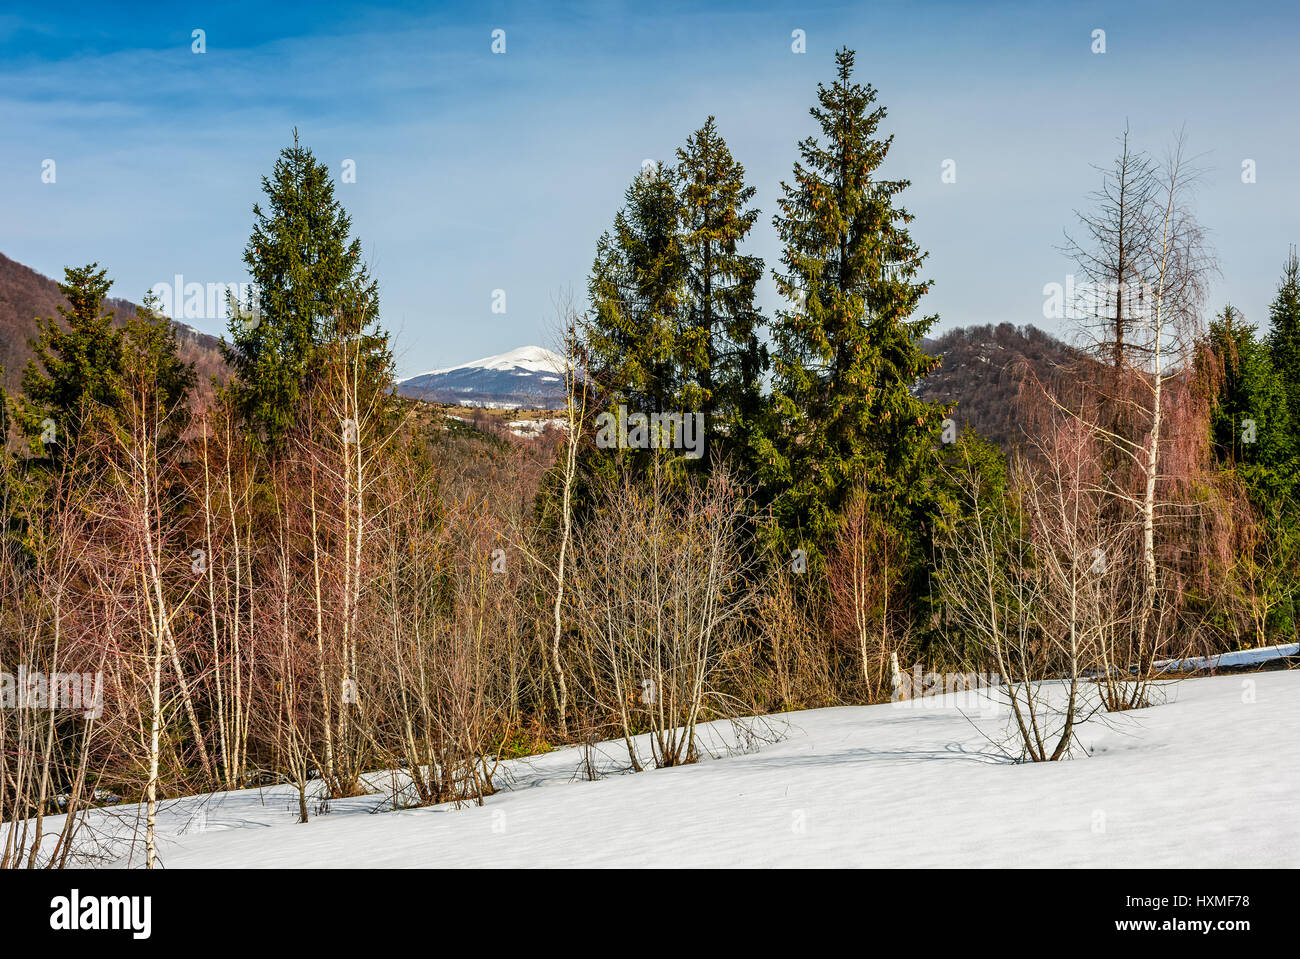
[{"x1": 2, "y1": 0, "x2": 1298, "y2": 378}]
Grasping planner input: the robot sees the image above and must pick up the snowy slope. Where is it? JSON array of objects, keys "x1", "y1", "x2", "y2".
[
  {"x1": 23, "y1": 671, "x2": 1300, "y2": 868},
  {"x1": 396, "y1": 346, "x2": 566, "y2": 409}
]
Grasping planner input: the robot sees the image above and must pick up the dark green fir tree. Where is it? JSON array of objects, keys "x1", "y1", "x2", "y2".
[
  {"x1": 585, "y1": 162, "x2": 685, "y2": 418},
  {"x1": 1207, "y1": 305, "x2": 1295, "y2": 498},
  {"x1": 122, "y1": 291, "x2": 198, "y2": 444},
  {"x1": 673, "y1": 117, "x2": 766, "y2": 471},
  {"x1": 762, "y1": 47, "x2": 944, "y2": 560},
  {"x1": 225, "y1": 130, "x2": 383, "y2": 447},
  {"x1": 584, "y1": 119, "x2": 766, "y2": 478},
  {"x1": 21, "y1": 263, "x2": 126, "y2": 453}
]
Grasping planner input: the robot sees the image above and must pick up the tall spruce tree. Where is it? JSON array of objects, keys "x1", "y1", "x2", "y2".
[
  {"x1": 762, "y1": 47, "x2": 944, "y2": 558},
  {"x1": 225, "y1": 130, "x2": 381, "y2": 447},
  {"x1": 585, "y1": 163, "x2": 684, "y2": 420},
  {"x1": 584, "y1": 119, "x2": 765, "y2": 475},
  {"x1": 674, "y1": 117, "x2": 766, "y2": 469},
  {"x1": 1267, "y1": 246, "x2": 1300, "y2": 424}
]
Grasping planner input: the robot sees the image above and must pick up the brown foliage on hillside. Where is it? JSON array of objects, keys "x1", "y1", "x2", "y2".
[{"x1": 918, "y1": 322, "x2": 1082, "y2": 455}]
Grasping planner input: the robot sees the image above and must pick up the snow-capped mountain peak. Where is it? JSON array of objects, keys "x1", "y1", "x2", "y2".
[
  {"x1": 425, "y1": 345, "x2": 565, "y2": 377},
  {"x1": 397, "y1": 345, "x2": 567, "y2": 409}
]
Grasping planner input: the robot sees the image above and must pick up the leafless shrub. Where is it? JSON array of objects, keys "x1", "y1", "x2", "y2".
[
  {"x1": 1, "y1": 452, "x2": 105, "y2": 868},
  {"x1": 936, "y1": 418, "x2": 1127, "y2": 761},
  {"x1": 827, "y1": 485, "x2": 908, "y2": 702},
  {"x1": 571, "y1": 459, "x2": 758, "y2": 769}
]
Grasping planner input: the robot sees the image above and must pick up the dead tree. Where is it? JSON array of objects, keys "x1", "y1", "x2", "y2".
[{"x1": 1055, "y1": 130, "x2": 1216, "y2": 703}]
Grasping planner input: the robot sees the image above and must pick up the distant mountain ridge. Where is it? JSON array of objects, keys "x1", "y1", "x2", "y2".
[
  {"x1": 3, "y1": 251, "x2": 1079, "y2": 449},
  {"x1": 394, "y1": 328, "x2": 1081, "y2": 443},
  {"x1": 0, "y1": 252, "x2": 227, "y2": 395},
  {"x1": 396, "y1": 346, "x2": 567, "y2": 409}
]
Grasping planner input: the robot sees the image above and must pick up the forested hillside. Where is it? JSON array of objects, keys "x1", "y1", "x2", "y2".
[
  {"x1": 0, "y1": 252, "x2": 227, "y2": 394},
  {"x1": 918, "y1": 323, "x2": 1082, "y2": 454}
]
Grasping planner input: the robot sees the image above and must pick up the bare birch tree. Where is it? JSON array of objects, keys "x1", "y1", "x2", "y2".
[{"x1": 1055, "y1": 130, "x2": 1216, "y2": 704}]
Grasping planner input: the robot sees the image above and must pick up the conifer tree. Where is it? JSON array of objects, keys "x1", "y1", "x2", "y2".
[
  {"x1": 1208, "y1": 306, "x2": 1295, "y2": 494},
  {"x1": 1267, "y1": 246, "x2": 1300, "y2": 423},
  {"x1": 225, "y1": 130, "x2": 382, "y2": 447},
  {"x1": 22, "y1": 268, "x2": 194, "y2": 468},
  {"x1": 762, "y1": 47, "x2": 944, "y2": 558},
  {"x1": 673, "y1": 117, "x2": 766, "y2": 469},
  {"x1": 585, "y1": 164, "x2": 685, "y2": 417},
  {"x1": 584, "y1": 120, "x2": 765, "y2": 476},
  {"x1": 122, "y1": 291, "x2": 198, "y2": 444},
  {"x1": 1211, "y1": 304, "x2": 1300, "y2": 640},
  {"x1": 22, "y1": 263, "x2": 126, "y2": 451}
]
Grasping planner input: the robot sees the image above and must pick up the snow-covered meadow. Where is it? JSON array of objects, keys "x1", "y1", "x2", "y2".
[{"x1": 42, "y1": 670, "x2": 1295, "y2": 868}]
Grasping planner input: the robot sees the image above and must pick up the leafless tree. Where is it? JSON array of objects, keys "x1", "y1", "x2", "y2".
[
  {"x1": 827, "y1": 484, "x2": 906, "y2": 702},
  {"x1": 512, "y1": 298, "x2": 588, "y2": 739},
  {"x1": 1, "y1": 448, "x2": 105, "y2": 868},
  {"x1": 936, "y1": 420, "x2": 1123, "y2": 761},
  {"x1": 190, "y1": 399, "x2": 258, "y2": 792},
  {"x1": 1053, "y1": 130, "x2": 1217, "y2": 700},
  {"x1": 1061, "y1": 123, "x2": 1160, "y2": 373},
  {"x1": 572, "y1": 459, "x2": 757, "y2": 769},
  {"x1": 97, "y1": 344, "x2": 207, "y2": 866}
]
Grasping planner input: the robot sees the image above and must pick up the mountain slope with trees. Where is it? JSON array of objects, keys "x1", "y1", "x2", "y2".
[
  {"x1": 0, "y1": 251, "x2": 227, "y2": 395},
  {"x1": 917, "y1": 322, "x2": 1083, "y2": 455}
]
